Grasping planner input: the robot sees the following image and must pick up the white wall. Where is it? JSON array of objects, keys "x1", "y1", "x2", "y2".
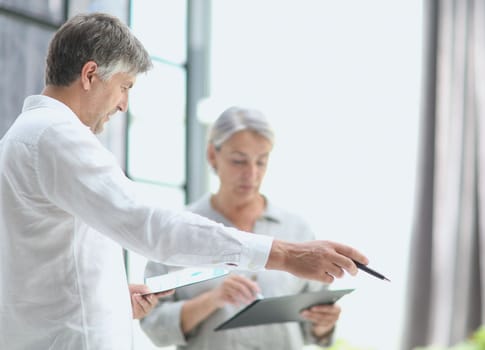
[
  {"x1": 206, "y1": 1, "x2": 423, "y2": 349},
  {"x1": 127, "y1": 1, "x2": 423, "y2": 348}
]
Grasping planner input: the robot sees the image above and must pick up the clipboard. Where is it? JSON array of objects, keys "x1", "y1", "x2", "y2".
[{"x1": 214, "y1": 288, "x2": 354, "y2": 331}]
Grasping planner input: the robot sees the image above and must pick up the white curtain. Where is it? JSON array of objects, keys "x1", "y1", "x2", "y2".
[{"x1": 402, "y1": 0, "x2": 485, "y2": 349}]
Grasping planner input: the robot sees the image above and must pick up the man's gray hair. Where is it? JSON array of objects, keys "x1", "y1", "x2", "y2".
[
  {"x1": 209, "y1": 107, "x2": 275, "y2": 150},
  {"x1": 45, "y1": 12, "x2": 152, "y2": 86}
]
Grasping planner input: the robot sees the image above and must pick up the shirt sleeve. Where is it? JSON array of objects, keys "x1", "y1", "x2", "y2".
[
  {"x1": 139, "y1": 262, "x2": 188, "y2": 346},
  {"x1": 35, "y1": 121, "x2": 273, "y2": 270},
  {"x1": 140, "y1": 299, "x2": 187, "y2": 347}
]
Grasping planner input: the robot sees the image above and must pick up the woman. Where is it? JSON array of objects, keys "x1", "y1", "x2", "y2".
[{"x1": 141, "y1": 107, "x2": 341, "y2": 349}]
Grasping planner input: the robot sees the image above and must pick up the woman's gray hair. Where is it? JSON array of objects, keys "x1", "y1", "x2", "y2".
[
  {"x1": 45, "y1": 12, "x2": 152, "y2": 86},
  {"x1": 209, "y1": 107, "x2": 275, "y2": 150}
]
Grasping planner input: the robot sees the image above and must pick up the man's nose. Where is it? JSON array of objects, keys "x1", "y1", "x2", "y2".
[{"x1": 118, "y1": 96, "x2": 129, "y2": 113}]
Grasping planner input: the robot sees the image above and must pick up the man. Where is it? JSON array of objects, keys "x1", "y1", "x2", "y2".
[{"x1": 0, "y1": 13, "x2": 368, "y2": 350}]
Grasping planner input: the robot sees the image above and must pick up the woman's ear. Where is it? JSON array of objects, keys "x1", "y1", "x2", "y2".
[{"x1": 207, "y1": 144, "x2": 217, "y2": 172}]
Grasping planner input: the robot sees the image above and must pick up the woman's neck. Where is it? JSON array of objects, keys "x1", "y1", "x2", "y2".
[{"x1": 211, "y1": 192, "x2": 265, "y2": 232}]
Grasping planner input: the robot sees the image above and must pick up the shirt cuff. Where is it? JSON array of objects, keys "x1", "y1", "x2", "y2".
[{"x1": 223, "y1": 227, "x2": 273, "y2": 271}]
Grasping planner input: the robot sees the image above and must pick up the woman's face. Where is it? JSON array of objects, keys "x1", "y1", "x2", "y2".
[{"x1": 210, "y1": 130, "x2": 273, "y2": 201}]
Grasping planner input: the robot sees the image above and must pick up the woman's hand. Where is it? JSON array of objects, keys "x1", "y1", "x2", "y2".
[
  {"x1": 210, "y1": 274, "x2": 261, "y2": 308},
  {"x1": 300, "y1": 303, "x2": 341, "y2": 339}
]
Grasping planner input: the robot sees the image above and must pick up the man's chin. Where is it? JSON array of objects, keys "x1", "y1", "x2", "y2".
[{"x1": 92, "y1": 124, "x2": 105, "y2": 135}]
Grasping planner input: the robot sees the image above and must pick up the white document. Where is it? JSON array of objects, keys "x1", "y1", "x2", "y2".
[{"x1": 143, "y1": 267, "x2": 229, "y2": 294}]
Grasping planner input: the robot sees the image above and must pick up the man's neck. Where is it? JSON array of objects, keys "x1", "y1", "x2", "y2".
[{"x1": 43, "y1": 84, "x2": 84, "y2": 124}]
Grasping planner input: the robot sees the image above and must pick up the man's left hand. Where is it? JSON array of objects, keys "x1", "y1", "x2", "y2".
[{"x1": 129, "y1": 283, "x2": 174, "y2": 319}]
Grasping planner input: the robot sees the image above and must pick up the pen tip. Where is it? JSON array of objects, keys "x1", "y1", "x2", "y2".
[{"x1": 384, "y1": 278, "x2": 391, "y2": 282}]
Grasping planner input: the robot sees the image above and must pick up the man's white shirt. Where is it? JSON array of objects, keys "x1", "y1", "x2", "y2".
[{"x1": 0, "y1": 95, "x2": 273, "y2": 350}]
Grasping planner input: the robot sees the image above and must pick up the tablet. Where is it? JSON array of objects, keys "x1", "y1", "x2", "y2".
[
  {"x1": 215, "y1": 288, "x2": 354, "y2": 331},
  {"x1": 143, "y1": 267, "x2": 229, "y2": 295}
]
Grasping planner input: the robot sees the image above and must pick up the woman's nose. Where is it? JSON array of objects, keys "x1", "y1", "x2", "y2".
[{"x1": 244, "y1": 163, "x2": 259, "y2": 179}]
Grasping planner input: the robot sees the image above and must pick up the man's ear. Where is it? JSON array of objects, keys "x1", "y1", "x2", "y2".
[
  {"x1": 80, "y1": 61, "x2": 98, "y2": 90},
  {"x1": 207, "y1": 144, "x2": 217, "y2": 171}
]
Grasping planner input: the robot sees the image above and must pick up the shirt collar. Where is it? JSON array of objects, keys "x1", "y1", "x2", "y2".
[
  {"x1": 201, "y1": 193, "x2": 282, "y2": 224},
  {"x1": 260, "y1": 196, "x2": 282, "y2": 223},
  {"x1": 22, "y1": 95, "x2": 86, "y2": 129}
]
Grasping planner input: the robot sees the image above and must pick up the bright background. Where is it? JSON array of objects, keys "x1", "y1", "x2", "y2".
[{"x1": 129, "y1": 1, "x2": 423, "y2": 349}]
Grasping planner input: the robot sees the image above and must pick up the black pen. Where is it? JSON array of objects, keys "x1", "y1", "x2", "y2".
[{"x1": 352, "y1": 260, "x2": 390, "y2": 282}]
